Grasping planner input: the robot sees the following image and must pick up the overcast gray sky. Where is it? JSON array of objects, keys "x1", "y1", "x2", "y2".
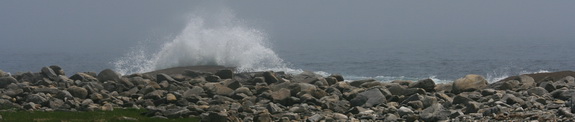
[{"x1": 1, "y1": 1, "x2": 574, "y2": 54}]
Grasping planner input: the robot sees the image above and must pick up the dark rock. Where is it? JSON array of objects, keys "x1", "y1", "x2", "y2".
[
  {"x1": 539, "y1": 81, "x2": 556, "y2": 92},
  {"x1": 55, "y1": 90, "x2": 74, "y2": 100},
  {"x1": 215, "y1": 69, "x2": 234, "y2": 79},
  {"x1": 255, "y1": 111, "x2": 273, "y2": 122},
  {"x1": 0, "y1": 99, "x2": 21, "y2": 110},
  {"x1": 481, "y1": 88, "x2": 497, "y2": 96},
  {"x1": 325, "y1": 77, "x2": 338, "y2": 86},
  {"x1": 263, "y1": 71, "x2": 279, "y2": 84},
  {"x1": 0, "y1": 76, "x2": 17, "y2": 88},
  {"x1": 420, "y1": 103, "x2": 449, "y2": 121},
  {"x1": 49, "y1": 98, "x2": 66, "y2": 109},
  {"x1": 223, "y1": 79, "x2": 242, "y2": 90},
  {"x1": 266, "y1": 102, "x2": 283, "y2": 113},
  {"x1": 351, "y1": 88, "x2": 386, "y2": 107},
  {"x1": 503, "y1": 94, "x2": 526, "y2": 106},
  {"x1": 407, "y1": 101, "x2": 424, "y2": 110},
  {"x1": 67, "y1": 86, "x2": 88, "y2": 99},
  {"x1": 322, "y1": 99, "x2": 349, "y2": 113},
  {"x1": 203, "y1": 112, "x2": 228, "y2": 122},
  {"x1": 205, "y1": 75, "x2": 221, "y2": 82},
  {"x1": 144, "y1": 90, "x2": 165, "y2": 100},
  {"x1": 163, "y1": 106, "x2": 192, "y2": 118},
  {"x1": 453, "y1": 95, "x2": 472, "y2": 105},
  {"x1": 156, "y1": 73, "x2": 176, "y2": 83},
  {"x1": 41, "y1": 66, "x2": 59, "y2": 81},
  {"x1": 409, "y1": 78, "x2": 436, "y2": 92},
  {"x1": 551, "y1": 89, "x2": 575, "y2": 100},
  {"x1": 558, "y1": 107, "x2": 575, "y2": 118},
  {"x1": 97, "y1": 69, "x2": 121, "y2": 82},
  {"x1": 453, "y1": 74, "x2": 488, "y2": 94},
  {"x1": 464, "y1": 101, "x2": 480, "y2": 114}
]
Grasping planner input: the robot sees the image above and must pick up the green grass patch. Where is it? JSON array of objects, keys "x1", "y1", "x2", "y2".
[{"x1": 0, "y1": 109, "x2": 200, "y2": 122}]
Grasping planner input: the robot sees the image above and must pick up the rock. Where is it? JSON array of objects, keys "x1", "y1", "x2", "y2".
[
  {"x1": 215, "y1": 69, "x2": 234, "y2": 79},
  {"x1": 166, "y1": 93, "x2": 177, "y2": 101},
  {"x1": 26, "y1": 93, "x2": 49, "y2": 105},
  {"x1": 350, "y1": 79, "x2": 376, "y2": 87},
  {"x1": 183, "y1": 86, "x2": 205, "y2": 98},
  {"x1": 223, "y1": 79, "x2": 242, "y2": 90},
  {"x1": 204, "y1": 83, "x2": 234, "y2": 97},
  {"x1": 55, "y1": 90, "x2": 74, "y2": 100},
  {"x1": 0, "y1": 69, "x2": 8, "y2": 77},
  {"x1": 350, "y1": 88, "x2": 386, "y2": 107},
  {"x1": 67, "y1": 86, "x2": 88, "y2": 99},
  {"x1": 97, "y1": 69, "x2": 121, "y2": 82},
  {"x1": 409, "y1": 78, "x2": 436, "y2": 92},
  {"x1": 203, "y1": 112, "x2": 228, "y2": 122},
  {"x1": 481, "y1": 88, "x2": 497, "y2": 96},
  {"x1": 205, "y1": 75, "x2": 221, "y2": 82},
  {"x1": 452, "y1": 74, "x2": 488, "y2": 94},
  {"x1": 322, "y1": 99, "x2": 350, "y2": 113},
  {"x1": 0, "y1": 76, "x2": 17, "y2": 88},
  {"x1": 41, "y1": 66, "x2": 59, "y2": 81},
  {"x1": 156, "y1": 73, "x2": 176, "y2": 83},
  {"x1": 255, "y1": 111, "x2": 273, "y2": 122},
  {"x1": 163, "y1": 106, "x2": 192, "y2": 118},
  {"x1": 263, "y1": 71, "x2": 279, "y2": 84},
  {"x1": 101, "y1": 103, "x2": 114, "y2": 111},
  {"x1": 271, "y1": 88, "x2": 292, "y2": 105},
  {"x1": 266, "y1": 102, "x2": 283, "y2": 113},
  {"x1": 397, "y1": 106, "x2": 414, "y2": 117},
  {"x1": 452, "y1": 95, "x2": 472, "y2": 105},
  {"x1": 528, "y1": 87, "x2": 549, "y2": 97},
  {"x1": 333, "y1": 113, "x2": 348, "y2": 120},
  {"x1": 464, "y1": 101, "x2": 481, "y2": 114},
  {"x1": 551, "y1": 89, "x2": 575, "y2": 100},
  {"x1": 325, "y1": 77, "x2": 338, "y2": 86},
  {"x1": 49, "y1": 98, "x2": 66, "y2": 109},
  {"x1": 558, "y1": 107, "x2": 575, "y2": 118},
  {"x1": 503, "y1": 94, "x2": 526, "y2": 106},
  {"x1": 420, "y1": 103, "x2": 449, "y2": 121},
  {"x1": 539, "y1": 81, "x2": 556, "y2": 92},
  {"x1": 307, "y1": 114, "x2": 324, "y2": 122}
]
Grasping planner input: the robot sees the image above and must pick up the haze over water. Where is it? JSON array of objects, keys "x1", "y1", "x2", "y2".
[{"x1": 1, "y1": 1, "x2": 574, "y2": 83}]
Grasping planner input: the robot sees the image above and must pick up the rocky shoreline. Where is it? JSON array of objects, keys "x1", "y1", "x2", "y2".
[{"x1": 1, "y1": 66, "x2": 574, "y2": 121}]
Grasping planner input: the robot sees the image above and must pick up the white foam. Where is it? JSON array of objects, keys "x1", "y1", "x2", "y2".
[{"x1": 113, "y1": 9, "x2": 289, "y2": 75}]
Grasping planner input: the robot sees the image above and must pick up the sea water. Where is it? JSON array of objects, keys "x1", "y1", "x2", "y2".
[{"x1": 2, "y1": 9, "x2": 574, "y2": 84}]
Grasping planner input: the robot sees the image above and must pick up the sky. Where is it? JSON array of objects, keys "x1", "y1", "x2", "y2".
[{"x1": 1, "y1": 0, "x2": 574, "y2": 54}]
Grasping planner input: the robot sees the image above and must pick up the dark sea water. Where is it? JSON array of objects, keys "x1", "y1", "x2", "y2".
[{"x1": 1, "y1": 11, "x2": 574, "y2": 84}]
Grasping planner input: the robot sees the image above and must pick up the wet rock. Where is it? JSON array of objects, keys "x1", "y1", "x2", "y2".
[
  {"x1": 453, "y1": 74, "x2": 488, "y2": 94},
  {"x1": 215, "y1": 69, "x2": 234, "y2": 79},
  {"x1": 0, "y1": 76, "x2": 17, "y2": 88},
  {"x1": 410, "y1": 78, "x2": 436, "y2": 92},
  {"x1": 97, "y1": 69, "x2": 121, "y2": 82},
  {"x1": 68, "y1": 86, "x2": 88, "y2": 99},
  {"x1": 263, "y1": 71, "x2": 279, "y2": 84}
]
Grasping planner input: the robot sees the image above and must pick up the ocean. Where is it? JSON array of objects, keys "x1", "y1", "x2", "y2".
[{"x1": 1, "y1": 9, "x2": 574, "y2": 84}]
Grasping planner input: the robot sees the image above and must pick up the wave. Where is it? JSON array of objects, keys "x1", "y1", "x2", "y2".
[{"x1": 113, "y1": 9, "x2": 289, "y2": 75}]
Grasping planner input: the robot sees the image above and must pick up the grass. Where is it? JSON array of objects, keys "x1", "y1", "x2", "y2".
[{"x1": 0, "y1": 109, "x2": 200, "y2": 122}]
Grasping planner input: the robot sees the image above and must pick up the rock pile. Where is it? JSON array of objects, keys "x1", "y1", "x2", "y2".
[{"x1": 1, "y1": 66, "x2": 575, "y2": 121}]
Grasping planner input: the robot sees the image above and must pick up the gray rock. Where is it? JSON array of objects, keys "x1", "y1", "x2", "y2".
[
  {"x1": 325, "y1": 77, "x2": 338, "y2": 86},
  {"x1": 255, "y1": 111, "x2": 273, "y2": 122},
  {"x1": 55, "y1": 90, "x2": 74, "y2": 100},
  {"x1": 68, "y1": 86, "x2": 88, "y2": 99},
  {"x1": 452, "y1": 74, "x2": 488, "y2": 94},
  {"x1": 503, "y1": 94, "x2": 525, "y2": 106},
  {"x1": 49, "y1": 98, "x2": 66, "y2": 109},
  {"x1": 203, "y1": 112, "x2": 228, "y2": 122},
  {"x1": 271, "y1": 88, "x2": 292, "y2": 105},
  {"x1": 0, "y1": 69, "x2": 8, "y2": 77},
  {"x1": 409, "y1": 78, "x2": 436, "y2": 92},
  {"x1": 420, "y1": 103, "x2": 449, "y2": 121},
  {"x1": 26, "y1": 93, "x2": 49, "y2": 105},
  {"x1": 397, "y1": 106, "x2": 414, "y2": 117},
  {"x1": 144, "y1": 90, "x2": 165, "y2": 100},
  {"x1": 204, "y1": 83, "x2": 234, "y2": 97},
  {"x1": 527, "y1": 87, "x2": 549, "y2": 97},
  {"x1": 49, "y1": 65, "x2": 65, "y2": 76},
  {"x1": 350, "y1": 88, "x2": 386, "y2": 107},
  {"x1": 539, "y1": 81, "x2": 556, "y2": 92},
  {"x1": 0, "y1": 99, "x2": 21, "y2": 110},
  {"x1": 464, "y1": 101, "x2": 481, "y2": 114},
  {"x1": 481, "y1": 88, "x2": 497, "y2": 96},
  {"x1": 184, "y1": 86, "x2": 205, "y2": 97},
  {"x1": 307, "y1": 114, "x2": 324, "y2": 122},
  {"x1": 558, "y1": 107, "x2": 575, "y2": 118},
  {"x1": 0, "y1": 76, "x2": 17, "y2": 88},
  {"x1": 163, "y1": 106, "x2": 192, "y2": 118},
  {"x1": 452, "y1": 95, "x2": 472, "y2": 105},
  {"x1": 266, "y1": 102, "x2": 283, "y2": 114},
  {"x1": 41, "y1": 66, "x2": 59, "y2": 81},
  {"x1": 97, "y1": 69, "x2": 121, "y2": 82}
]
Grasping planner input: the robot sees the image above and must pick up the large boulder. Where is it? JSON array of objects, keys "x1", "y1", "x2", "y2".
[
  {"x1": 68, "y1": 86, "x2": 89, "y2": 99},
  {"x1": 70, "y1": 73, "x2": 99, "y2": 82},
  {"x1": 452, "y1": 74, "x2": 488, "y2": 94},
  {"x1": 420, "y1": 103, "x2": 450, "y2": 121},
  {"x1": 97, "y1": 69, "x2": 121, "y2": 82},
  {"x1": 489, "y1": 75, "x2": 535, "y2": 91},
  {"x1": 215, "y1": 69, "x2": 234, "y2": 79},
  {"x1": 41, "y1": 66, "x2": 59, "y2": 81},
  {"x1": 263, "y1": 71, "x2": 279, "y2": 84}
]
